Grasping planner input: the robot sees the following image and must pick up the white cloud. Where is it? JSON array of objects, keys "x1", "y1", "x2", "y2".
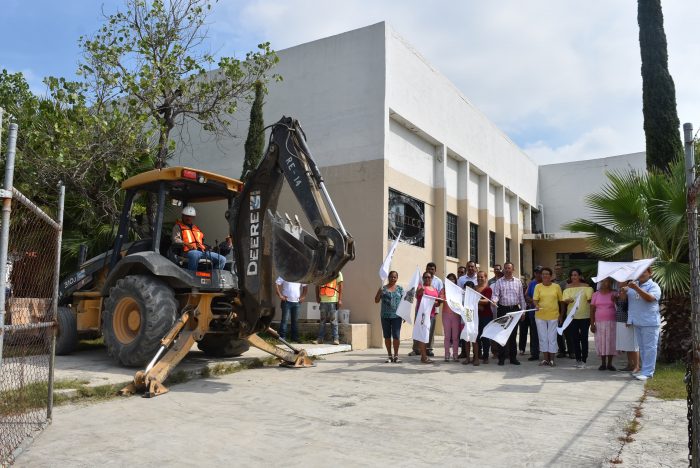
[{"x1": 210, "y1": 0, "x2": 700, "y2": 164}]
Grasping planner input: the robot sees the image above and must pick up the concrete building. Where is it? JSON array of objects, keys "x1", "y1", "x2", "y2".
[{"x1": 173, "y1": 22, "x2": 645, "y2": 347}]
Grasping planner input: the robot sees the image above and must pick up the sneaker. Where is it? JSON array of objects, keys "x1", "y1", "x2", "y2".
[
  {"x1": 393, "y1": 357, "x2": 402, "y2": 363},
  {"x1": 634, "y1": 374, "x2": 649, "y2": 381},
  {"x1": 549, "y1": 361, "x2": 556, "y2": 367},
  {"x1": 332, "y1": 339, "x2": 340, "y2": 345},
  {"x1": 579, "y1": 362, "x2": 586, "y2": 369},
  {"x1": 539, "y1": 360, "x2": 549, "y2": 366},
  {"x1": 385, "y1": 356, "x2": 393, "y2": 363},
  {"x1": 575, "y1": 360, "x2": 583, "y2": 368}
]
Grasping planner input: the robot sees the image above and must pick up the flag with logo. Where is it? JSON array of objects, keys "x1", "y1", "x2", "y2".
[
  {"x1": 459, "y1": 287, "x2": 481, "y2": 343},
  {"x1": 395, "y1": 266, "x2": 421, "y2": 324},
  {"x1": 379, "y1": 231, "x2": 401, "y2": 282},
  {"x1": 411, "y1": 295, "x2": 435, "y2": 344},
  {"x1": 481, "y1": 310, "x2": 525, "y2": 346},
  {"x1": 557, "y1": 292, "x2": 582, "y2": 335},
  {"x1": 591, "y1": 258, "x2": 656, "y2": 283}
]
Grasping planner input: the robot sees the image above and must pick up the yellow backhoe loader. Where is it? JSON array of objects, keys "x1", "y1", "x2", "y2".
[{"x1": 58, "y1": 117, "x2": 354, "y2": 397}]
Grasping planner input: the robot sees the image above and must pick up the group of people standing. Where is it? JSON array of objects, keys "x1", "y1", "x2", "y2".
[{"x1": 375, "y1": 261, "x2": 663, "y2": 380}]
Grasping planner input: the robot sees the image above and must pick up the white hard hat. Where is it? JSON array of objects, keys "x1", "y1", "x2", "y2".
[{"x1": 182, "y1": 206, "x2": 196, "y2": 217}]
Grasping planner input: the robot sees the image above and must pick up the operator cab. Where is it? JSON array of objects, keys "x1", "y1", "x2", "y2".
[{"x1": 112, "y1": 167, "x2": 243, "y2": 290}]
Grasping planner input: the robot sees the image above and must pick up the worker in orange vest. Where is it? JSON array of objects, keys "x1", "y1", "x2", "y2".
[{"x1": 171, "y1": 206, "x2": 227, "y2": 271}]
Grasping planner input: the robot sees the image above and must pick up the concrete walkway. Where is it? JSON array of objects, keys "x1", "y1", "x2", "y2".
[
  {"x1": 53, "y1": 342, "x2": 351, "y2": 388},
  {"x1": 17, "y1": 344, "x2": 651, "y2": 467}
]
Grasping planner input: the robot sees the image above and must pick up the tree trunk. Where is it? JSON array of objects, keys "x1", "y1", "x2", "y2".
[{"x1": 660, "y1": 294, "x2": 692, "y2": 362}]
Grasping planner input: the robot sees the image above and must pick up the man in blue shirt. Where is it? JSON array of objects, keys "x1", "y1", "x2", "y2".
[{"x1": 623, "y1": 267, "x2": 662, "y2": 380}]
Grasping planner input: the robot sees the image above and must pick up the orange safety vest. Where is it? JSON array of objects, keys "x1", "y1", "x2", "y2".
[
  {"x1": 177, "y1": 221, "x2": 204, "y2": 252},
  {"x1": 320, "y1": 279, "x2": 338, "y2": 297}
]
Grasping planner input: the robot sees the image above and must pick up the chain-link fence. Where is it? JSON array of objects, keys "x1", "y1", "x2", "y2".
[{"x1": 0, "y1": 120, "x2": 64, "y2": 465}]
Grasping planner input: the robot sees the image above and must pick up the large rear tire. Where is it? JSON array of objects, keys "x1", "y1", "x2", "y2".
[
  {"x1": 102, "y1": 275, "x2": 177, "y2": 367},
  {"x1": 55, "y1": 306, "x2": 78, "y2": 355},
  {"x1": 197, "y1": 334, "x2": 250, "y2": 357}
]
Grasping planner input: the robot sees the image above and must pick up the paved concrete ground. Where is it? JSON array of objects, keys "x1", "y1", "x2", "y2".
[
  {"x1": 53, "y1": 342, "x2": 351, "y2": 387},
  {"x1": 17, "y1": 342, "x2": 655, "y2": 467},
  {"x1": 616, "y1": 397, "x2": 688, "y2": 467}
]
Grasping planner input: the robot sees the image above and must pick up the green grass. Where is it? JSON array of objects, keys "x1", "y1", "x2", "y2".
[
  {"x1": 645, "y1": 361, "x2": 686, "y2": 400},
  {"x1": 0, "y1": 378, "x2": 122, "y2": 416}
]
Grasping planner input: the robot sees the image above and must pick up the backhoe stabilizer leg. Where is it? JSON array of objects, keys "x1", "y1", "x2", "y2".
[{"x1": 246, "y1": 333, "x2": 315, "y2": 368}]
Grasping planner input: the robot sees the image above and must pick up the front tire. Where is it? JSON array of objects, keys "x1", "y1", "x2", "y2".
[
  {"x1": 197, "y1": 334, "x2": 250, "y2": 357},
  {"x1": 102, "y1": 275, "x2": 177, "y2": 367},
  {"x1": 55, "y1": 306, "x2": 78, "y2": 355}
]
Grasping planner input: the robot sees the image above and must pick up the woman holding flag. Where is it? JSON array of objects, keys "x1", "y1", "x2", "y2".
[
  {"x1": 375, "y1": 270, "x2": 404, "y2": 363},
  {"x1": 413, "y1": 272, "x2": 440, "y2": 364},
  {"x1": 443, "y1": 274, "x2": 462, "y2": 362}
]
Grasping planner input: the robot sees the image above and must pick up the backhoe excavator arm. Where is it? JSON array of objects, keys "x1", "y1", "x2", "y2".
[{"x1": 228, "y1": 116, "x2": 355, "y2": 336}]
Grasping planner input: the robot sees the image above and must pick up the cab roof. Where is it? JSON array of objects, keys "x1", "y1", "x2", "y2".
[{"x1": 121, "y1": 166, "x2": 243, "y2": 202}]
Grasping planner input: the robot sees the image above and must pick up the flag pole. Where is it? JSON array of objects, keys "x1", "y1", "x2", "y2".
[{"x1": 469, "y1": 287, "x2": 498, "y2": 306}]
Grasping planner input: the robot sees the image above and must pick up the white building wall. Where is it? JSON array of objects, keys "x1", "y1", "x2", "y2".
[
  {"x1": 467, "y1": 171, "x2": 480, "y2": 208},
  {"x1": 538, "y1": 152, "x2": 646, "y2": 234},
  {"x1": 387, "y1": 118, "x2": 435, "y2": 187},
  {"x1": 487, "y1": 184, "x2": 496, "y2": 214},
  {"x1": 445, "y1": 156, "x2": 459, "y2": 199},
  {"x1": 385, "y1": 23, "x2": 538, "y2": 207}
]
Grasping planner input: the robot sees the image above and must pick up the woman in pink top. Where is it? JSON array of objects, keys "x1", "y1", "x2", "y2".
[
  {"x1": 591, "y1": 277, "x2": 618, "y2": 371},
  {"x1": 414, "y1": 272, "x2": 440, "y2": 364}
]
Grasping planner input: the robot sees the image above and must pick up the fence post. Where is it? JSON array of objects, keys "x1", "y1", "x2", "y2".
[
  {"x1": 0, "y1": 122, "x2": 17, "y2": 367},
  {"x1": 47, "y1": 182, "x2": 65, "y2": 420},
  {"x1": 684, "y1": 122, "x2": 700, "y2": 467}
]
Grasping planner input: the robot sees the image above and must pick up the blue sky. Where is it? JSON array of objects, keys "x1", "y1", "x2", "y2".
[{"x1": 2, "y1": 0, "x2": 699, "y2": 164}]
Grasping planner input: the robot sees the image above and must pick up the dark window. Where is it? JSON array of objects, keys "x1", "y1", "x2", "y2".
[
  {"x1": 469, "y1": 223, "x2": 478, "y2": 263},
  {"x1": 388, "y1": 188, "x2": 425, "y2": 248},
  {"x1": 505, "y1": 238, "x2": 511, "y2": 263},
  {"x1": 446, "y1": 212, "x2": 458, "y2": 258},
  {"x1": 489, "y1": 231, "x2": 496, "y2": 267}
]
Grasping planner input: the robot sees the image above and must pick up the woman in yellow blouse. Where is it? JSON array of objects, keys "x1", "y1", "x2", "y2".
[
  {"x1": 562, "y1": 269, "x2": 594, "y2": 368},
  {"x1": 533, "y1": 267, "x2": 563, "y2": 367}
]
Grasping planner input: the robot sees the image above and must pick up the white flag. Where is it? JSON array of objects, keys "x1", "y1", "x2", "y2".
[
  {"x1": 379, "y1": 232, "x2": 401, "y2": 281},
  {"x1": 395, "y1": 266, "x2": 421, "y2": 324},
  {"x1": 591, "y1": 258, "x2": 656, "y2": 283},
  {"x1": 481, "y1": 310, "x2": 525, "y2": 346},
  {"x1": 557, "y1": 292, "x2": 582, "y2": 335},
  {"x1": 444, "y1": 279, "x2": 466, "y2": 317},
  {"x1": 411, "y1": 296, "x2": 435, "y2": 344},
  {"x1": 460, "y1": 287, "x2": 481, "y2": 343}
]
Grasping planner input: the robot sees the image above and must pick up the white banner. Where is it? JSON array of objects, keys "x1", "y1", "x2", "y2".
[
  {"x1": 379, "y1": 231, "x2": 401, "y2": 282},
  {"x1": 557, "y1": 292, "x2": 582, "y2": 335},
  {"x1": 481, "y1": 310, "x2": 526, "y2": 346},
  {"x1": 459, "y1": 287, "x2": 481, "y2": 343},
  {"x1": 591, "y1": 258, "x2": 656, "y2": 283},
  {"x1": 411, "y1": 295, "x2": 435, "y2": 344},
  {"x1": 444, "y1": 278, "x2": 466, "y2": 316},
  {"x1": 395, "y1": 266, "x2": 421, "y2": 324}
]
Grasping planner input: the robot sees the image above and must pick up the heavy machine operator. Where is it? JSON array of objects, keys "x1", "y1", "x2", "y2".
[{"x1": 171, "y1": 206, "x2": 226, "y2": 271}]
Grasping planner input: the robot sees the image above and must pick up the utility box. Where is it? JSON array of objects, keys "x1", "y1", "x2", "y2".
[
  {"x1": 338, "y1": 309, "x2": 350, "y2": 324},
  {"x1": 299, "y1": 302, "x2": 320, "y2": 321}
]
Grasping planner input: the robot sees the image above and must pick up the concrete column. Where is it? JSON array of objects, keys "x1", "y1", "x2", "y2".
[
  {"x1": 457, "y1": 161, "x2": 470, "y2": 267},
  {"x1": 433, "y1": 144, "x2": 447, "y2": 278},
  {"x1": 510, "y1": 195, "x2": 521, "y2": 277},
  {"x1": 495, "y1": 185, "x2": 506, "y2": 269},
  {"x1": 478, "y1": 174, "x2": 489, "y2": 270}
]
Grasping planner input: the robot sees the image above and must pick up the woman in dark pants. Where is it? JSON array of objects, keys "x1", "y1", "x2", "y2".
[
  {"x1": 475, "y1": 271, "x2": 493, "y2": 364},
  {"x1": 375, "y1": 270, "x2": 404, "y2": 363}
]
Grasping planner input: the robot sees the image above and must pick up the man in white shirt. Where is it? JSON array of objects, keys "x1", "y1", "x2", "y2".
[
  {"x1": 457, "y1": 261, "x2": 478, "y2": 289},
  {"x1": 275, "y1": 277, "x2": 308, "y2": 342}
]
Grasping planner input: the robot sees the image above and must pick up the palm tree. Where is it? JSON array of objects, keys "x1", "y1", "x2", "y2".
[{"x1": 564, "y1": 159, "x2": 691, "y2": 361}]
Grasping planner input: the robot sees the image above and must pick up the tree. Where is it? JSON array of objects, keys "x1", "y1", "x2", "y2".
[
  {"x1": 78, "y1": 0, "x2": 279, "y2": 169},
  {"x1": 565, "y1": 159, "x2": 691, "y2": 361},
  {"x1": 638, "y1": 0, "x2": 683, "y2": 171},
  {"x1": 241, "y1": 81, "x2": 265, "y2": 181},
  {"x1": 0, "y1": 70, "x2": 153, "y2": 268}
]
